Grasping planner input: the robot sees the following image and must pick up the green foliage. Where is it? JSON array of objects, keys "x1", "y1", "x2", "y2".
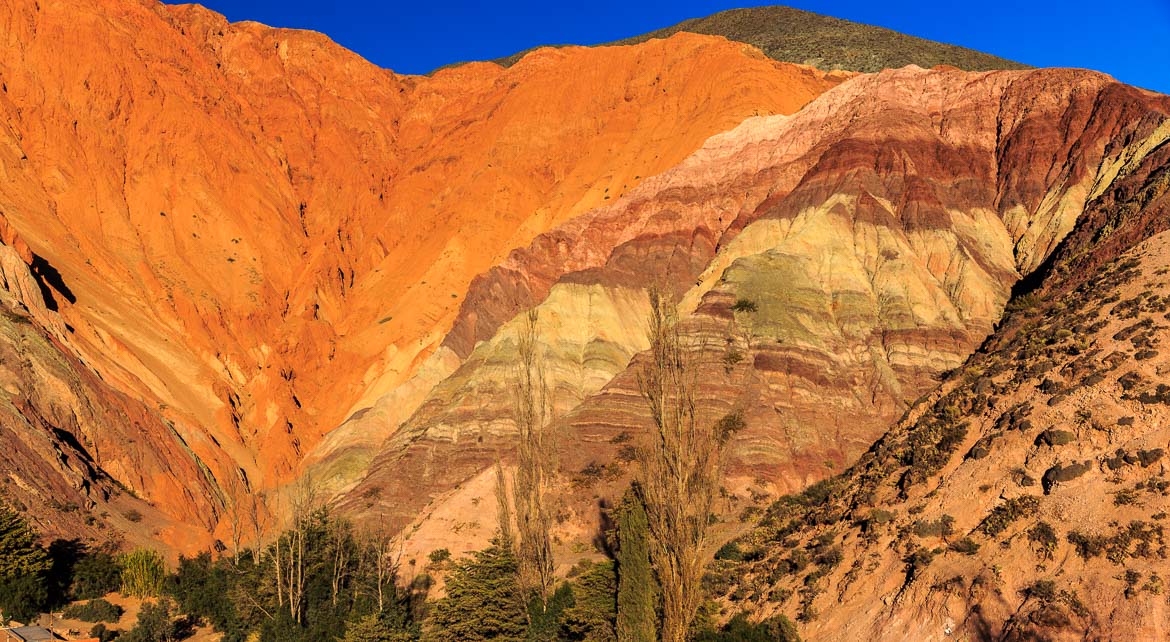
[
  {"x1": 1028, "y1": 522, "x2": 1059, "y2": 560},
  {"x1": 424, "y1": 540, "x2": 527, "y2": 641},
  {"x1": 60, "y1": 542, "x2": 121, "y2": 600},
  {"x1": 559, "y1": 561, "x2": 617, "y2": 641},
  {"x1": 730, "y1": 299, "x2": 758, "y2": 313},
  {"x1": 527, "y1": 583, "x2": 572, "y2": 641},
  {"x1": 911, "y1": 515, "x2": 955, "y2": 538},
  {"x1": 0, "y1": 504, "x2": 51, "y2": 621},
  {"x1": 166, "y1": 552, "x2": 241, "y2": 640},
  {"x1": 63, "y1": 598, "x2": 124, "y2": 622},
  {"x1": 170, "y1": 509, "x2": 420, "y2": 642},
  {"x1": 695, "y1": 612, "x2": 801, "y2": 641},
  {"x1": 978, "y1": 496, "x2": 1041, "y2": 537},
  {"x1": 343, "y1": 612, "x2": 414, "y2": 642},
  {"x1": 714, "y1": 542, "x2": 744, "y2": 562},
  {"x1": 121, "y1": 548, "x2": 166, "y2": 598},
  {"x1": 613, "y1": 488, "x2": 657, "y2": 642},
  {"x1": 947, "y1": 538, "x2": 980, "y2": 555},
  {"x1": 427, "y1": 549, "x2": 451, "y2": 565},
  {"x1": 121, "y1": 598, "x2": 181, "y2": 642},
  {"x1": 90, "y1": 623, "x2": 121, "y2": 642}
]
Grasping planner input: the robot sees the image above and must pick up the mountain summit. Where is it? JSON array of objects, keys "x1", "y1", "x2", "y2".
[{"x1": 489, "y1": 5, "x2": 1029, "y2": 72}]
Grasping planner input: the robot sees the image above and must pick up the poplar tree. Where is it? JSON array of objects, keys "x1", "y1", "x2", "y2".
[{"x1": 636, "y1": 289, "x2": 729, "y2": 642}]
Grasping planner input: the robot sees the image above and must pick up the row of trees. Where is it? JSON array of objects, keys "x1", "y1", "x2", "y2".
[
  {"x1": 0, "y1": 505, "x2": 163, "y2": 625},
  {"x1": 472, "y1": 290, "x2": 746, "y2": 641},
  {"x1": 1, "y1": 289, "x2": 780, "y2": 640}
]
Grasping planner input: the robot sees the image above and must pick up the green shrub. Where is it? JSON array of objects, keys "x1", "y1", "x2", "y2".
[
  {"x1": 89, "y1": 623, "x2": 121, "y2": 642},
  {"x1": 120, "y1": 598, "x2": 180, "y2": 642},
  {"x1": 70, "y1": 547, "x2": 122, "y2": 600},
  {"x1": 911, "y1": 515, "x2": 955, "y2": 538},
  {"x1": 948, "y1": 538, "x2": 980, "y2": 555},
  {"x1": 714, "y1": 542, "x2": 744, "y2": 562},
  {"x1": 120, "y1": 549, "x2": 166, "y2": 598},
  {"x1": 0, "y1": 505, "x2": 52, "y2": 621},
  {"x1": 978, "y1": 496, "x2": 1041, "y2": 537},
  {"x1": 1067, "y1": 531, "x2": 1108, "y2": 559},
  {"x1": 64, "y1": 598, "x2": 124, "y2": 622},
  {"x1": 730, "y1": 299, "x2": 758, "y2": 313},
  {"x1": 695, "y1": 612, "x2": 800, "y2": 641},
  {"x1": 428, "y1": 548, "x2": 451, "y2": 565},
  {"x1": 1028, "y1": 522, "x2": 1058, "y2": 560}
]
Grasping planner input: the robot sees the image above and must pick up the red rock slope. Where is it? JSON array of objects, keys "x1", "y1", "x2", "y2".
[
  {"x1": 343, "y1": 66, "x2": 1170, "y2": 564},
  {"x1": 718, "y1": 89, "x2": 1170, "y2": 639},
  {"x1": 0, "y1": 0, "x2": 843, "y2": 546}
]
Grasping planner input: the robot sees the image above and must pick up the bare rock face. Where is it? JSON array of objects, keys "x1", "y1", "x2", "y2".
[
  {"x1": 0, "y1": 0, "x2": 844, "y2": 547},
  {"x1": 344, "y1": 66, "x2": 1168, "y2": 560},
  {"x1": 0, "y1": 218, "x2": 210, "y2": 550},
  {"x1": 718, "y1": 97, "x2": 1170, "y2": 640}
]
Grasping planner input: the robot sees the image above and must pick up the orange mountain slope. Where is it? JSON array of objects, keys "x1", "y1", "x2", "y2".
[{"x1": 0, "y1": 0, "x2": 844, "y2": 546}]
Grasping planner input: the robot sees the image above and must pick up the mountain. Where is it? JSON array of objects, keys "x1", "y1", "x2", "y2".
[
  {"x1": 342, "y1": 64, "x2": 1170, "y2": 567},
  {"x1": 709, "y1": 86, "x2": 1170, "y2": 638},
  {"x1": 488, "y1": 5, "x2": 1029, "y2": 73},
  {"x1": 0, "y1": 0, "x2": 843, "y2": 549},
  {"x1": 4, "y1": 0, "x2": 1170, "y2": 638}
]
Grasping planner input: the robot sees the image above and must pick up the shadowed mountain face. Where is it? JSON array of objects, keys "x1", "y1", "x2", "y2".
[{"x1": 489, "y1": 5, "x2": 1029, "y2": 73}]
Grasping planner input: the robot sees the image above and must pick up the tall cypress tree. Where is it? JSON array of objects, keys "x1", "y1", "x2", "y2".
[
  {"x1": 0, "y1": 505, "x2": 51, "y2": 622},
  {"x1": 614, "y1": 486, "x2": 657, "y2": 642}
]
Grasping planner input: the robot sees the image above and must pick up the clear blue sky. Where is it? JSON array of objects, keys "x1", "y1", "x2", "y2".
[{"x1": 171, "y1": 0, "x2": 1170, "y2": 93}]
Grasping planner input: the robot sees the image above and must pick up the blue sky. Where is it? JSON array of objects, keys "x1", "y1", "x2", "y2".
[{"x1": 172, "y1": 0, "x2": 1170, "y2": 93}]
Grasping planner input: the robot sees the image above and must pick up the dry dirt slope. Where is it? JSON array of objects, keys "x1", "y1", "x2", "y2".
[{"x1": 712, "y1": 101, "x2": 1170, "y2": 639}]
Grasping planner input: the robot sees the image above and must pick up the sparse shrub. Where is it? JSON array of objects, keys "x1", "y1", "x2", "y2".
[
  {"x1": 1025, "y1": 579, "x2": 1057, "y2": 602},
  {"x1": 89, "y1": 623, "x2": 120, "y2": 642},
  {"x1": 1114, "y1": 487, "x2": 1142, "y2": 506},
  {"x1": 1067, "y1": 530, "x2": 1108, "y2": 559},
  {"x1": 730, "y1": 299, "x2": 758, "y2": 313},
  {"x1": 428, "y1": 548, "x2": 451, "y2": 565},
  {"x1": 903, "y1": 547, "x2": 936, "y2": 583},
  {"x1": 714, "y1": 542, "x2": 744, "y2": 562},
  {"x1": 978, "y1": 496, "x2": 1041, "y2": 537},
  {"x1": 948, "y1": 538, "x2": 980, "y2": 555},
  {"x1": 911, "y1": 515, "x2": 955, "y2": 538},
  {"x1": 1028, "y1": 522, "x2": 1058, "y2": 561}
]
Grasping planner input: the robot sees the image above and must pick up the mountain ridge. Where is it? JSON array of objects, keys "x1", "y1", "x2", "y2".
[{"x1": 471, "y1": 5, "x2": 1029, "y2": 74}]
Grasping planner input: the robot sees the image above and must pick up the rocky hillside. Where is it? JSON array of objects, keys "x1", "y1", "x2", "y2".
[
  {"x1": 341, "y1": 65, "x2": 1168, "y2": 568},
  {"x1": 711, "y1": 89, "x2": 1170, "y2": 639},
  {"x1": 0, "y1": 0, "x2": 843, "y2": 550},
  {"x1": 490, "y1": 5, "x2": 1028, "y2": 73},
  {"x1": 0, "y1": 216, "x2": 208, "y2": 549},
  {"x1": 2, "y1": 19, "x2": 1168, "y2": 642}
]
